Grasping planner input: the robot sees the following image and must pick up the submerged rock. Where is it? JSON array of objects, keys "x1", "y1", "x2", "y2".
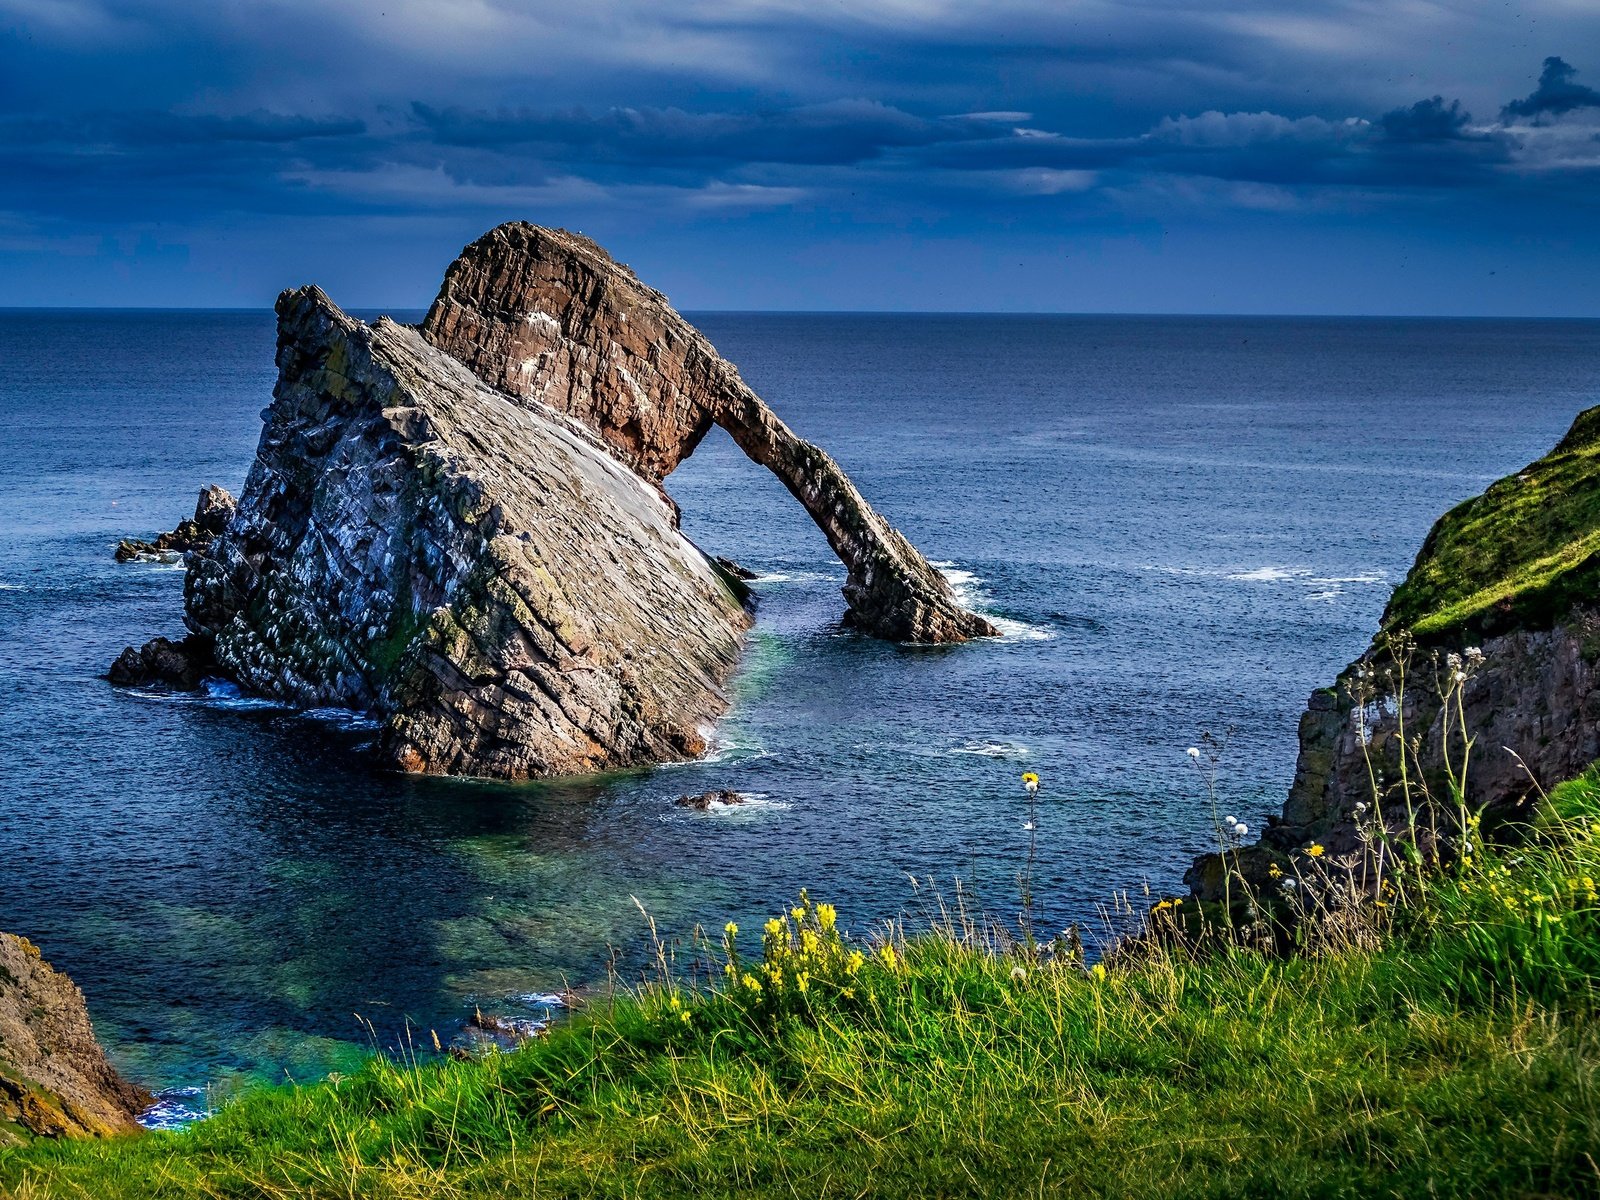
[
  {"x1": 114, "y1": 485, "x2": 235, "y2": 563},
  {"x1": 0, "y1": 933, "x2": 150, "y2": 1143},
  {"x1": 183, "y1": 286, "x2": 753, "y2": 778},
  {"x1": 422, "y1": 223, "x2": 996, "y2": 644}
]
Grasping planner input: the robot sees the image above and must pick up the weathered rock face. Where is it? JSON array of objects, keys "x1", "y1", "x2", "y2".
[
  {"x1": 423, "y1": 223, "x2": 995, "y2": 644},
  {"x1": 0, "y1": 933, "x2": 149, "y2": 1143},
  {"x1": 184, "y1": 285, "x2": 753, "y2": 778}
]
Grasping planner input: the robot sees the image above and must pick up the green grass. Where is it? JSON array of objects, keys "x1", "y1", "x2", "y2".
[
  {"x1": 8, "y1": 779, "x2": 1600, "y2": 1199},
  {"x1": 1381, "y1": 404, "x2": 1600, "y2": 641}
]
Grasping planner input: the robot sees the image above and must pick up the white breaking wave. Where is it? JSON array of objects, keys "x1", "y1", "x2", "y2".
[
  {"x1": 950, "y1": 740, "x2": 1030, "y2": 760},
  {"x1": 300, "y1": 706, "x2": 383, "y2": 731},
  {"x1": 931, "y1": 562, "x2": 1055, "y2": 642},
  {"x1": 1227, "y1": 566, "x2": 1301, "y2": 582},
  {"x1": 747, "y1": 569, "x2": 843, "y2": 585}
]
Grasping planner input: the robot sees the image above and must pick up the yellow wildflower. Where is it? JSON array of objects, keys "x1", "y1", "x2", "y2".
[
  {"x1": 878, "y1": 944, "x2": 899, "y2": 969},
  {"x1": 816, "y1": 903, "x2": 837, "y2": 930},
  {"x1": 725, "y1": 921, "x2": 739, "y2": 936},
  {"x1": 1090, "y1": 963, "x2": 1107, "y2": 982},
  {"x1": 1305, "y1": 844, "x2": 1326, "y2": 858},
  {"x1": 1021, "y1": 772, "x2": 1040, "y2": 785},
  {"x1": 1267, "y1": 865, "x2": 1283, "y2": 879}
]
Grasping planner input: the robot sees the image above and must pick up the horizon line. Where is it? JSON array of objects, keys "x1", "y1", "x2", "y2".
[{"x1": 2, "y1": 306, "x2": 1599, "y2": 321}]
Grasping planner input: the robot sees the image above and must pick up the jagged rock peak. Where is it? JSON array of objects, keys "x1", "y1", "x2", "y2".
[
  {"x1": 422, "y1": 221, "x2": 997, "y2": 644},
  {"x1": 184, "y1": 284, "x2": 752, "y2": 778}
]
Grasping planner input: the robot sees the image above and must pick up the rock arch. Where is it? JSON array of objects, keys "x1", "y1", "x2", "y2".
[{"x1": 420, "y1": 223, "x2": 996, "y2": 644}]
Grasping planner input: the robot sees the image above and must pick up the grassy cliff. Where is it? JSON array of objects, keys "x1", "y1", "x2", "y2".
[
  {"x1": 6, "y1": 771, "x2": 1600, "y2": 1199},
  {"x1": 1382, "y1": 404, "x2": 1600, "y2": 642}
]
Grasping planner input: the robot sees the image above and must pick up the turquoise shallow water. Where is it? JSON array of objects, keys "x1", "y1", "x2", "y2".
[{"x1": 1, "y1": 309, "x2": 1599, "y2": 1105}]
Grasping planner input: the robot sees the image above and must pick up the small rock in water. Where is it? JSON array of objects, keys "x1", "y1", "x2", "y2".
[
  {"x1": 675, "y1": 789, "x2": 745, "y2": 811},
  {"x1": 715, "y1": 556, "x2": 759, "y2": 581},
  {"x1": 107, "y1": 635, "x2": 214, "y2": 690},
  {"x1": 114, "y1": 485, "x2": 236, "y2": 563}
]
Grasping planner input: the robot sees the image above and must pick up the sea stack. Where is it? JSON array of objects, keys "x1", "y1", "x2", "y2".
[
  {"x1": 421, "y1": 224, "x2": 997, "y2": 644},
  {"x1": 125, "y1": 223, "x2": 992, "y2": 779}
]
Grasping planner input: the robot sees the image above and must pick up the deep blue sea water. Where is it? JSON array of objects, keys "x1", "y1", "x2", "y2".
[{"x1": 2, "y1": 310, "x2": 1599, "y2": 1107}]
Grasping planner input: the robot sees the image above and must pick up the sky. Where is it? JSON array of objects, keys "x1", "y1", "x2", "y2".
[{"x1": 0, "y1": 0, "x2": 1597, "y2": 313}]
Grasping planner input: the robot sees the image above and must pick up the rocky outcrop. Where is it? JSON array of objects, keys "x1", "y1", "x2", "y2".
[
  {"x1": 1189, "y1": 405, "x2": 1600, "y2": 899},
  {"x1": 107, "y1": 634, "x2": 214, "y2": 690},
  {"x1": 0, "y1": 933, "x2": 149, "y2": 1143},
  {"x1": 114, "y1": 485, "x2": 235, "y2": 562},
  {"x1": 674, "y1": 789, "x2": 745, "y2": 810},
  {"x1": 182, "y1": 286, "x2": 753, "y2": 778},
  {"x1": 422, "y1": 224, "x2": 995, "y2": 643}
]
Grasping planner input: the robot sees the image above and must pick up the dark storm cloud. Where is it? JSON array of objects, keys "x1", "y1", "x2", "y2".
[
  {"x1": 1503, "y1": 57, "x2": 1600, "y2": 121},
  {"x1": 2, "y1": 0, "x2": 1599, "y2": 309},
  {"x1": 1379, "y1": 97, "x2": 1473, "y2": 143}
]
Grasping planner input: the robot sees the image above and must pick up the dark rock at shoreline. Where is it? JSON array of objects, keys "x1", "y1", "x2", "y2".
[
  {"x1": 715, "y1": 556, "x2": 759, "y2": 581},
  {"x1": 422, "y1": 223, "x2": 995, "y2": 644},
  {"x1": 674, "y1": 789, "x2": 745, "y2": 810},
  {"x1": 107, "y1": 634, "x2": 214, "y2": 690},
  {"x1": 114, "y1": 485, "x2": 236, "y2": 563},
  {"x1": 0, "y1": 933, "x2": 151, "y2": 1143}
]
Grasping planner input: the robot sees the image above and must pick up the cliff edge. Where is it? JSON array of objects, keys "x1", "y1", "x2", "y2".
[
  {"x1": 1191, "y1": 404, "x2": 1600, "y2": 895},
  {"x1": 0, "y1": 933, "x2": 149, "y2": 1144}
]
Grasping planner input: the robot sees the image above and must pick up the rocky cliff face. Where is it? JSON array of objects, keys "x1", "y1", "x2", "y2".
[
  {"x1": 0, "y1": 933, "x2": 149, "y2": 1144},
  {"x1": 422, "y1": 223, "x2": 996, "y2": 644},
  {"x1": 184, "y1": 285, "x2": 753, "y2": 778},
  {"x1": 1190, "y1": 405, "x2": 1600, "y2": 896}
]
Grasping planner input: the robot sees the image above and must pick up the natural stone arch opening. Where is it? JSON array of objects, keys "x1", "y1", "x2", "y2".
[{"x1": 419, "y1": 222, "x2": 996, "y2": 644}]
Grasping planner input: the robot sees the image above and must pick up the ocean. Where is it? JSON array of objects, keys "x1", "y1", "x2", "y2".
[{"x1": 2, "y1": 309, "x2": 1598, "y2": 1111}]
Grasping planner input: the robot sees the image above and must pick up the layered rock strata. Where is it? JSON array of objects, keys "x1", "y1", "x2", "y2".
[
  {"x1": 183, "y1": 286, "x2": 753, "y2": 777},
  {"x1": 421, "y1": 223, "x2": 996, "y2": 643},
  {"x1": 0, "y1": 933, "x2": 149, "y2": 1144}
]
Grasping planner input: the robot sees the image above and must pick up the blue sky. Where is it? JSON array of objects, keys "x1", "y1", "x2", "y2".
[{"x1": 1, "y1": 1, "x2": 1597, "y2": 313}]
